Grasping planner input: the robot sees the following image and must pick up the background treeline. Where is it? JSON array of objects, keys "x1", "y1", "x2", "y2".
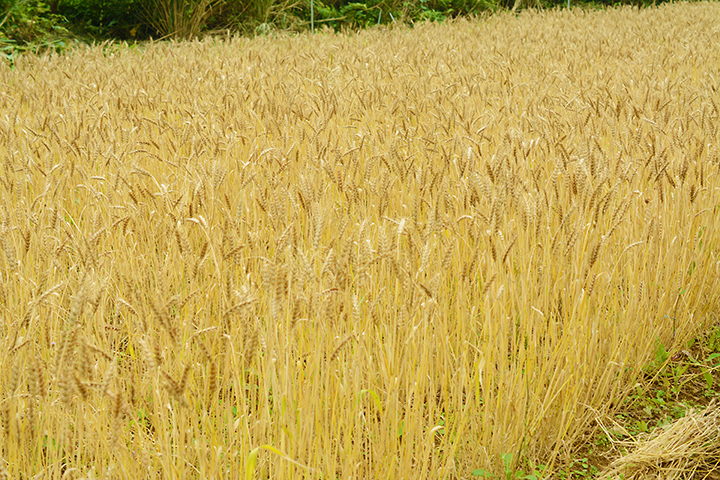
[{"x1": 0, "y1": 0, "x2": 682, "y2": 54}]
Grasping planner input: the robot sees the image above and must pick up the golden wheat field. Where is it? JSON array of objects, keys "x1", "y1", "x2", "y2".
[{"x1": 1, "y1": 2, "x2": 720, "y2": 478}]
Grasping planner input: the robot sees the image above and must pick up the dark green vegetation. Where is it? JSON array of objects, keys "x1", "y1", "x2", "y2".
[{"x1": 0, "y1": 0, "x2": 704, "y2": 54}]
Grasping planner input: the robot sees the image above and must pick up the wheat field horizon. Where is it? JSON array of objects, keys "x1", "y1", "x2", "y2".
[{"x1": 1, "y1": 2, "x2": 719, "y2": 478}]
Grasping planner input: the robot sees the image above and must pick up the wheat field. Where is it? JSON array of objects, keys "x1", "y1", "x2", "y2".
[{"x1": 1, "y1": 2, "x2": 719, "y2": 478}]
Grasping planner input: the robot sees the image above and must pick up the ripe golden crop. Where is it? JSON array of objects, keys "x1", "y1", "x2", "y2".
[{"x1": 0, "y1": 2, "x2": 719, "y2": 478}]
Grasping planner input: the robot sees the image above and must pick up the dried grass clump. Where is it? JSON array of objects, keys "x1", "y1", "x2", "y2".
[{"x1": 600, "y1": 403, "x2": 720, "y2": 480}]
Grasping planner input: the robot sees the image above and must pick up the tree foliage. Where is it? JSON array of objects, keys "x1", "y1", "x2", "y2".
[{"x1": 0, "y1": 0, "x2": 698, "y2": 47}]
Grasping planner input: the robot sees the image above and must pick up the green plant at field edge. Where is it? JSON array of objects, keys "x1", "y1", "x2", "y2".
[
  {"x1": 141, "y1": 0, "x2": 223, "y2": 39},
  {"x1": 471, "y1": 324, "x2": 720, "y2": 479},
  {"x1": 472, "y1": 452, "x2": 546, "y2": 479},
  {"x1": 572, "y1": 323, "x2": 720, "y2": 478}
]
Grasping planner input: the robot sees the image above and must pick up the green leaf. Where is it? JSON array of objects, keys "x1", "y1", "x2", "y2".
[
  {"x1": 245, "y1": 448, "x2": 259, "y2": 480},
  {"x1": 244, "y1": 445, "x2": 315, "y2": 479},
  {"x1": 703, "y1": 370, "x2": 713, "y2": 389},
  {"x1": 501, "y1": 453, "x2": 513, "y2": 474},
  {"x1": 472, "y1": 469, "x2": 496, "y2": 477},
  {"x1": 359, "y1": 389, "x2": 383, "y2": 416},
  {"x1": 654, "y1": 340, "x2": 668, "y2": 364}
]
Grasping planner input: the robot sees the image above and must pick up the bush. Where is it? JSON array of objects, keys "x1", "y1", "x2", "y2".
[
  {"x1": 2, "y1": 0, "x2": 689, "y2": 46},
  {"x1": 58, "y1": 0, "x2": 144, "y2": 39},
  {"x1": 1, "y1": 0, "x2": 69, "y2": 44},
  {"x1": 142, "y1": 0, "x2": 224, "y2": 39}
]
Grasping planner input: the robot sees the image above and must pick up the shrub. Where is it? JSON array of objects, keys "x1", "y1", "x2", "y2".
[{"x1": 58, "y1": 0, "x2": 144, "y2": 39}]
